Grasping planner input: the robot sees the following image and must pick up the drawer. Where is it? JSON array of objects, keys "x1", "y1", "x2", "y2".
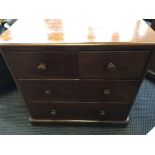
[
  {"x1": 78, "y1": 51, "x2": 150, "y2": 79},
  {"x1": 19, "y1": 80, "x2": 139, "y2": 102},
  {"x1": 28, "y1": 102, "x2": 130, "y2": 121},
  {"x1": 148, "y1": 51, "x2": 155, "y2": 72},
  {"x1": 5, "y1": 51, "x2": 76, "y2": 79}
]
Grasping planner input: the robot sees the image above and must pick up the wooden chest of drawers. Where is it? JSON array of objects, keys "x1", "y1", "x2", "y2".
[{"x1": 1, "y1": 19, "x2": 155, "y2": 126}]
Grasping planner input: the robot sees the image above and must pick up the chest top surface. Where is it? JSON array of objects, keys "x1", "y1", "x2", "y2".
[{"x1": 0, "y1": 19, "x2": 155, "y2": 46}]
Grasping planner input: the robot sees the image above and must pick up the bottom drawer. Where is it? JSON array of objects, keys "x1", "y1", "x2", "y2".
[{"x1": 27, "y1": 102, "x2": 131, "y2": 121}]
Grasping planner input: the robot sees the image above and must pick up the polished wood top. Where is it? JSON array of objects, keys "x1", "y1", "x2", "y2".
[{"x1": 0, "y1": 19, "x2": 155, "y2": 46}]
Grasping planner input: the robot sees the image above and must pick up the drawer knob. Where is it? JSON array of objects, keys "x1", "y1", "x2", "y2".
[
  {"x1": 37, "y1": 63, "x2": 47, "y2": 71},
  {"x1": 104, "y1": 89, "x2": 111, "y2": 96},
  {"x1": 107, "y1": 62, "x2": 117, "y2": 71},
  {"x1": 44, "y1": 89, "x2": 52, "y2": 95},
  {"x1": 50, "y1": 109, "x2": 57, "y2": 116},
  {"x1": 100, "y1": 110, "x2": 107, "y2": 117}
]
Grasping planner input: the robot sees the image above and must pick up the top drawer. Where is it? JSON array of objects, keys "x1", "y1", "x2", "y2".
[
  {"x1": 78, "y1": 51, "x2": 150, "y2": 79},
  {"x1": 4, "y1": 51, "x2": 76, "y2": 79}
]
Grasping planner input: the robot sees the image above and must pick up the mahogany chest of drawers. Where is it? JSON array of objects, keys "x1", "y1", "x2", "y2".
[{"x1": 0, "y1": 19, "x2": 155, "y2": 126}]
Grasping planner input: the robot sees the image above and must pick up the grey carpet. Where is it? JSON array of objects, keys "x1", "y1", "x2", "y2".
[{"x1": 0, "y1": 78, "x2": 155, "y2": 135}]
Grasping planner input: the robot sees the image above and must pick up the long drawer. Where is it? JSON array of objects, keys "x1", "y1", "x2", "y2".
[
  {"x1": 28, "y1": 102, "x2": 130, "y2": 121},
  {"x1": 19, "y1": 80, "x2": 139, "y2": 102},
  {"x1": 4, "y1": 51, "x2": 77, "y2": 79},
  {"x1": 78, "y1": 51, "x2": 149, "y2": 79}
]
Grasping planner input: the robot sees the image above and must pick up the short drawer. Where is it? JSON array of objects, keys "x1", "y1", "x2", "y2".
[
  {"x1": 78, "y1": 51, "x2": 150, "y2": 79},
  {"x1": 28, "y1": 102, "x2": 130, "y2": 121},
  {"x1": 19, "y1": 80, "x2": 139, "y2": 102},
  {"x1": 5, "y1": 51, "x2": 76, "y2": 79}
]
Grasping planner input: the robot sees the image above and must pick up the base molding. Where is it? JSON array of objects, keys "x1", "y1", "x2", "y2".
[
  {"x1": 29, "y1": 116, "x2": 129, "y2": 127},
  {"x1": 147, "y1": 70, "x2": 155, "y2": 79}
]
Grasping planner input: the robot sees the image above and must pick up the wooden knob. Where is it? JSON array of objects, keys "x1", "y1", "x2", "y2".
[
  {"x1": 44, "y1": 89, "x2": 52, "y2": 95},
  {"x1": 107, "y1": 62, "x2": 117, "y2": 71},
  {"x1": 104, "y1": 89, "x2": 111, "y2": 96},
  {"x1": 50, "y1": 109, "x2": 56, "y2": 116},
  {"x1": 37, "y1": 63, "x2": 47, "y2": 71},
  {"x1": 100, "y1": 110, "x2": 107, "y2": 117}
]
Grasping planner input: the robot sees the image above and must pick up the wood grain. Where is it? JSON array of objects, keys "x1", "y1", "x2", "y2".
[{"x1": 0, "y1": 19, "x2": 155, "y2": 45}]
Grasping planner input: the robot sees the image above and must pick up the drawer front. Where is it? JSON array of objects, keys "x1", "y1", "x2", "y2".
[
  {"x1": 19, "y1": 80, "x2": 139, "y2": 102},
  {"x1": 28, "y1": 102, "x2": 130, "y2": 121},
  {"x1": 5, "y1": 51, "x2": 76, "y2": 79},
  {"x1": 78, "y1": 51, "x2": 149, "y2": 79},
  {"x1": 148, "y1": 51, "x2": 155, "y2": 72}
]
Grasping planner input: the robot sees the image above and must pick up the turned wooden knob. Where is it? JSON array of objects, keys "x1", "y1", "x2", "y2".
[
  {"x1": 44, "y1": 89, "x2": 52, "y2": 95},
  {"x1": 100, "y1": 110, "x2": 107, "y2": 117},
  {"x1": 50, "y1": 109, "x2": 57, "y2": 116},
  {"x1": 37, "y1": 63, "x2": 47, "y2": 71},
  {"x1": 104, "y1": 89, "x2": 111, "y2": 96},
  {"x1": 107, "y1": 62, "x2": 117, "y2": 71}
]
